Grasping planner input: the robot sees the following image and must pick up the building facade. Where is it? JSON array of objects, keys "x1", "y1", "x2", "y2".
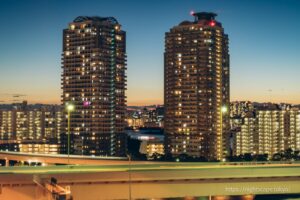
[
  {"x1": 126, "y1": 106, "x2": 164, "y2": 129},
  {"x1": 230, "y1": 101, "x2": 254, "y2": 118},
  {"x1": 19, "y1": 142, "x2": 59, "y2": 154},
  {"x1": 0, "y1": 110, "x2": 14, "y2": 139},
  {"x1": 233, "y1": 117, "x2": 257, "y2": 155},
  {"x1": 0, "y1": 103, "x2": 61, "y2": 141},
  {"x1": 164, "y1": 12, "x2": 230, "y2": 160},
  {"x1": 232, "y1": 107, "x2": 300, "y2": 158},
  {"x1": 289, "y1": 110, "x2": 300, "y2": 150},
  {"x1": 61, "y1": 16, "x2": 127, "y2": 156},
  {"x1": 257, "y1": 110, "x2": 288, "y2": 156},
  {"x1": 140, "y1": 140, "x2": 164, "y2": 158}
]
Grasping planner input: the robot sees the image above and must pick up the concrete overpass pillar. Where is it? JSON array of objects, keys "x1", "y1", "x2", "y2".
[{"x1": 5, "y1": 158, "x2": 9, "y2": 167}]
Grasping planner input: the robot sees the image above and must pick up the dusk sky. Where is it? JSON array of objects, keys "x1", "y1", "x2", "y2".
[{"x1": 0, "y1": 0, "x2": 299, "y2": 106}]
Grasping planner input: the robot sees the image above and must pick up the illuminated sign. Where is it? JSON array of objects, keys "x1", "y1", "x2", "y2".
[{"x1": 83, "y1": 101, "x2": 91, "y2": 107}]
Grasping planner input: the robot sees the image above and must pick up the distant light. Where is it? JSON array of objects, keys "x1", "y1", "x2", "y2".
[
  {"x1": 209, "y1": 21, "x2": 216, "y2": 26},
  {"x1": 190, "y1": 10, "x2": 195, "y2": 16},
  {"x1": 138, "y1": 136, "x2": 155, "y2": 141}
]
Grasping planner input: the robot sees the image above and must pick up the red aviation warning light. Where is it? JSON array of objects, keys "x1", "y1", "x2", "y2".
[{"x1": 209, "y1": 20, "x2": 216, "y2": 27}]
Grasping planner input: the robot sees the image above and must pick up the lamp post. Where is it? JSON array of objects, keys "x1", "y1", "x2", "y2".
[
  {"x1": 66, "y1": 103, "x2": 75, "y2": 165},
  {"x1": 127, "y1": 154, "x2": 132, "y2": 200},
  {"x1": 220, "y1": 105, "x2": 227, "y2": 160}
]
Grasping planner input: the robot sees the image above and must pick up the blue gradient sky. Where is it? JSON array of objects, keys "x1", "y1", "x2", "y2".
[{"x1": 0, "y1": 0, "x2": 299, "y2": 105}]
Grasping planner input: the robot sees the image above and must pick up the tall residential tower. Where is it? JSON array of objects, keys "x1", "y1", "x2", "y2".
[
  {"x1": 164, "y1": 12, "x2": 230, "y2": 160},
  {"x1": 61, "y1": 16, "x2": 127, "y2": 156}
]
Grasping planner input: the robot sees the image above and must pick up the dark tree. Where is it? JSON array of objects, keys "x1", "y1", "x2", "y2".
[
  {"x1": 244, "y1": 153, "x2": 254, "y2": 161},
  {"x1": 255, "y1": 154, "x2": 268, "y2": 161},
  {"x1": 272, "y1": 153, "x2": 282, "y2": 161}
]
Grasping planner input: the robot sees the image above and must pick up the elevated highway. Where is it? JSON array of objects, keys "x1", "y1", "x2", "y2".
[
  {"x1": 0, "y1": 151, "x2": 129, "y2": 166},
  {"x1": 1, "y1": 162, "x2": 300, "y2": 199}
]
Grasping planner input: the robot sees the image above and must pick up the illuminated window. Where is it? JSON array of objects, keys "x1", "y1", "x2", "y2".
[
  {"x1": 116, "y1": 35, "x2": 122, "y2": 40},
  {"x1": 204, "y1": 39, "x2": 212, "y2": 43}
]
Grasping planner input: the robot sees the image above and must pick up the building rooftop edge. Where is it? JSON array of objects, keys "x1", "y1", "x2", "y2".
[
  {"x1": 192, "y1": 12, "x2": 217, "y2": 20},
  {"x1": 73, "y1": 16, "x2": 119, "y2": 24}
]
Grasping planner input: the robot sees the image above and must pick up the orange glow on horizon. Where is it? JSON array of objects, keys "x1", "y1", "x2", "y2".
[
  {"x1": 1, "y1": 91, "x2": 300, "y2": 106},
  {"x1": 4, "y1": 97, "x2": 300, "y2": 106}
]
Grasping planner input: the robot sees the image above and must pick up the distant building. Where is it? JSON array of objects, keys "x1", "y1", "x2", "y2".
[
  {"x1": 140, "y1": 140, "x2": 164, "y2": 157},
  {"x1": 0, "y1": 102, "x2": 62, "y2": 141},
  {"x1": 231, "y1": 107, "x2": 300, "y2": 158},
  {"x1": 257, "y1": 110, "x2": 288, "y2": 156},
  {"x1": 126, "y1": 106, "x2": 164, "y2": 129},
  {"x1": 127, "y1": 117, "x2": 144, "y2": 128},
  {"x1": 0, "y1": 110, "x2": 14, "y2": 139},
  {"x1": 19, "y1": 142, "x2": 59, "y2": 154},
  {"x1": 164, "y1": 12, "x2": 230, "y2": 160},
  {"x1": 61, "y1": 16, "x2": 127, "y2": 156},
  {"x1": 230, "y1": 101, "x2": 254, "y2": 118},
  {"x1": 289, "y1": 110, "x2": 300, "y2": 150},
  {"x1": 233, "y1": 117, "x2": 257, "y2": 155},
  {"x1": 0, "y1": 139, "x2": 19, "y2": 152},
  {"x1": 0, "y1": 139, "x2": 58, "y2": 154},
  {"x1": 126, "y1": 128, "x2": 164, "y2": 158}
]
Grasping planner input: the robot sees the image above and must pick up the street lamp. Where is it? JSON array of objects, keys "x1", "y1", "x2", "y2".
[
  {"x1": 66, "y1": 103, "x2": 75, "y2": 165},
  {"x1": 220, "y1": 105, "x2": 227, "y2": 160},
  {"x1": 127, "y1": 154, "x2": 132, "y2": 200},
  {"x1": 221, "y1": 106, "x2": 228, "y2": 113}
]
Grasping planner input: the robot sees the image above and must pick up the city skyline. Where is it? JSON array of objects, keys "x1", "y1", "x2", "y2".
[
  {"x1": 1, "y1": 0, "x2": 300, "y2": 106},
  {"x1": 1, "y1": 1, "x2": 300, "y2": 199}
]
